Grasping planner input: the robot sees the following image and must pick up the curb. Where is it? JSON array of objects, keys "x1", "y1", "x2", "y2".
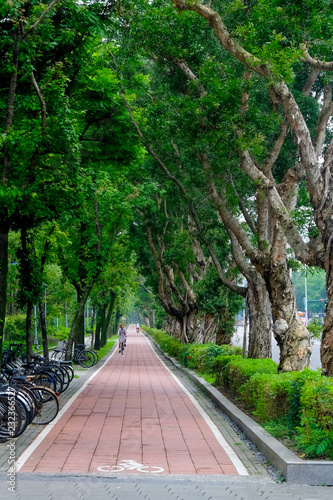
[{"x1": 145, "y1": 333, "x2": 333, "y2": 486}]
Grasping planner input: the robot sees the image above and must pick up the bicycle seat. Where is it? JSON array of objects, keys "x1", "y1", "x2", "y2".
[
  {"x1": 60, "y1": 361, "x2": 72, "y2": 366},
  {"x1": 11, "y1": 376, "x2": 27, "y2": 383},
  {"x1": 4, "y1": 368, "x2": 20, "y2": 375}
]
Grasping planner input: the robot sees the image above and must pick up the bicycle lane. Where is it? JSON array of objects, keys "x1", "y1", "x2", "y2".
[{"x1": 15, "y1": 326, "x2": 249, "y2": 476}]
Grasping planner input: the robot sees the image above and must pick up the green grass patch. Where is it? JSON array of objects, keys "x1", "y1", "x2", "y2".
[
  {"x1": 95, "y1": 337, "x2": 116, "y2": 360},
  {"x1": 198, "y1": 372, "x2": 216, "y2": 384}
]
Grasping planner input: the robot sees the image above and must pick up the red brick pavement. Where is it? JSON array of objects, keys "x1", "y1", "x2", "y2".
[{"x1": 18, "y1": 326, "x2": 248, "y2": 476}]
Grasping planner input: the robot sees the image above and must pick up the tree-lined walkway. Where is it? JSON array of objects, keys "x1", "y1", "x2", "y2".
[{"x1": 16, "y1": 326, "x2": 248, "y2": 476}]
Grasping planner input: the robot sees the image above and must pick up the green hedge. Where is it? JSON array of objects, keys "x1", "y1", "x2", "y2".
[
  {"x1": 217, "y1": 356, "x2": 278, "y2": 394},
  {"x1": 144, "y1": 327, "x2": 241, "y2": 379},
  {"x1": 143, "y1": 326, "x2": 333, "y2": 460}
]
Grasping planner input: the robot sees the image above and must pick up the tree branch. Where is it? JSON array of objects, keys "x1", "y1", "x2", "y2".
[
  {"x1": 262, "y1": 119, "x2": 288, "y2": 177},
  {"x1": 31, "y1": 70, "x2": 47, "y2": 136},
  {"x1": 171, "y1": 0, "x2": 272, "y2": 78},
  {"x1": 300, "y1": 45, "x2": 333, "y2": 71},
  {"x1": 168, "y1": 56, "x2": 206, "y2": 98},
  {"x1": 302, "y1": 68, "x2": 320, "y2": 96},
  {"x1": 121, "y1": 84, "x2": 246, "y2": 297},
  {"x1": 199, "y1": 153, "x2": 259, "y2": 261},
  {"x1": 229, "y1": 173, "x2": 257, "y2": 234},
  {"x1": 25, "y1": 0, "x2": 62, "y2": 37},
  {"x1": 314, "y1": 84, "x2": 333, "y2": 156}
]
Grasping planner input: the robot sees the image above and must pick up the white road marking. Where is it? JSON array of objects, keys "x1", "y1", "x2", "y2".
[{"x1": 97, "y1": 460, "x2": 164, "y2": 473}]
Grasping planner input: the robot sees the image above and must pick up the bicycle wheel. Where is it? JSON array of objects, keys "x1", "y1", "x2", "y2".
[
  {"x1": 44, "y1": 366, "x2": 65, "y2": 393},
  {"x1": 61, "y1": 363, "x2": 74, "y2": 382},
  {"x1": 15, "y1": 387, "x2": 36, "y2": 426},
  {"x1": 57, "y1": 350, "x2": 66, "y2": 361},
  {"x1": 30, "y1": 386, "x2": 59, "y2": 425},
  {"x1": 18, "y1": 385, "x2": 39, "y2": 420},
  {"x1": 1, "y1": 392, "x2": 29, "y2": 438},
  {"x1": 87, "y1": 349, "x2": 98, "y2": 366},
  {"x1": 80, "y1": 351, "x2": 95, "y2": 368},
  {"x1": 32, "y1": 371, "x2": 57, "y2": 393},
  {"x1": 0, "y1": 395, "x2": 22, "y2": 439},
  {"x1": 50, "y1": 351, "x2": 59, "y2": 361},
  {"x1": 55, "y1": 364, "x2": 70, "y2": 392},
  {"x1": 73, "y1": 349, "x2": 86, "y2": 367}
]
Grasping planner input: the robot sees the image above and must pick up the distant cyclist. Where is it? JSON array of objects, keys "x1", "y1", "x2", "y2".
[
  {"x1": 136, "y1": 322, "x2": 140, "y2": 333},
  {"x1": 117, "y1": 324, "x2": 127, "y2": 353}
]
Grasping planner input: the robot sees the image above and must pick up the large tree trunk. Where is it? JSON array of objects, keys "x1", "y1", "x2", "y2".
[
  {"x1": 99, "y1": 305, "x2": 108, "y2": 347},
  {"x1": 94, "y1": 308, "x2": 102, "y2": 350},
  {"x1": 315, "y1": 163, "x2": 333, "y2": 375},
  {"x1": 101, "y1": 289, "x2": 116, "y2": 345},
  {"x1": 321, "y1": 263, "x2": 333, "y2": 376},
  {"x1": 267, "y1": 260, "x2": 311, "y2": 372},
  {"x1": 76, "y1": 289, "x2": 85, "y2": 345},
  {"x1": 38, "y1": 301, "x2": 49, "y2": 360},
  {"x1": 90, "y1": 306, "x2": 96, "y2": 346},
  {"x1": 26, "y1": 301, "x2": 34, "y2": 362},
  {"x1": 227, "y1": 231, "x2": 272, "y2": 359},
  {"x1": 65, "y1": 278, "x2": 95, "y2": 360},
  {"x1": 246, "y1": 275, "x2": 272, "y2": 359}
]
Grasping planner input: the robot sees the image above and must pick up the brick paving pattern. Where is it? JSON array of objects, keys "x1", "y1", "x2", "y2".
[{"x1": 18, "y1": 326, "x2": 247, "y2": 475}]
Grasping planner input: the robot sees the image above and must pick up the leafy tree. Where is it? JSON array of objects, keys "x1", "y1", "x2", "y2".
[
  {"x1": 113, "y1": 1, "x2": 277, "y2": 359},
  {"x1": 0, "y1": 0, "x2": 109, "y2": 357},
  {"x1": 150, "y1": 0, "x2": 333, "y2": 373}
]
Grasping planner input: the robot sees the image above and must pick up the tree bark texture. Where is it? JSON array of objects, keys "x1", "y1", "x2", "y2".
[
  {"x1": 321, "y1": 251, "x2": 333, "y2": 376},
  {"x1": 267, "y1": 261, "x2": 311, "y2": 372},
  {"x1": 166, "y1": 311, "x2": 231, "y2": 345},
  {"x1": 102, "y1": 289, "x2": 116, "y2": 342},
  {"x1": 38, "y1": 301, "x2": 49, "y2": 361},
  {"x1": 65, "y1": 278, "x2": 95, "y2": 360},
  {"x1": 25, "y1": 301, "x2": 34, "y2": 362},
  {"x1": 228, "y1": 230, "x2": 272, "y2": 359},
  {"x1": 246, "y1": 277, "x2": 272, "y2": 359},
  {"x1": 94, "y1": 307, "x2": 103, "y2": 350},
  {"x1": 99, "y1": 304, "x2": 108, "y2": 347}
]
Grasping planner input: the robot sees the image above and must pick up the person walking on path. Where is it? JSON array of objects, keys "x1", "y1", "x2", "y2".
[
  {"x1": 117, "y1": 323, "x2": 127, "y2": 352},
  {"x1": 136, "y1": 322, "x2": 140, "y2": 333}
]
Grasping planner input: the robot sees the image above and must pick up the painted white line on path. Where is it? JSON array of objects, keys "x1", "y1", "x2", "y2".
[
  {"x1": 15, "y1": 345, "x2": 118, "y2": 472},
  {"x1": 144, "y1": 335, "x2": 249, "y2": 476}
]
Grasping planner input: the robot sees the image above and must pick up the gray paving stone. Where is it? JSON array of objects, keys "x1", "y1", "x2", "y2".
[{"x1": 0, "y1": 473, "x2": 332, "y2": 500}]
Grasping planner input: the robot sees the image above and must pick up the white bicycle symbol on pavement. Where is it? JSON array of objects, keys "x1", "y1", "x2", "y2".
[{"x1": 97, "y1": 459, "x2": 164, "y2": 474}]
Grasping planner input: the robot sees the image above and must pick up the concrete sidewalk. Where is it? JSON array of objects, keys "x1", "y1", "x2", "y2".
[{"x1": 0, "y1": 472, "x2": 332, "y2": 499}]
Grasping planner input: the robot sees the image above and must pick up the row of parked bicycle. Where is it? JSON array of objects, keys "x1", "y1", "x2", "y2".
[
  {"x1": 0, "y1": 341, "x2": 98, "y2": 442},
  {"x1": 51, "y1": 341, "x2": 98, "y2": 368}
]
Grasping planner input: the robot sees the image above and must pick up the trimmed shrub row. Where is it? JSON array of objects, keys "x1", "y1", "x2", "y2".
[{"x1": 144, "y1": 326, "x2": 333, "y2": 460}]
